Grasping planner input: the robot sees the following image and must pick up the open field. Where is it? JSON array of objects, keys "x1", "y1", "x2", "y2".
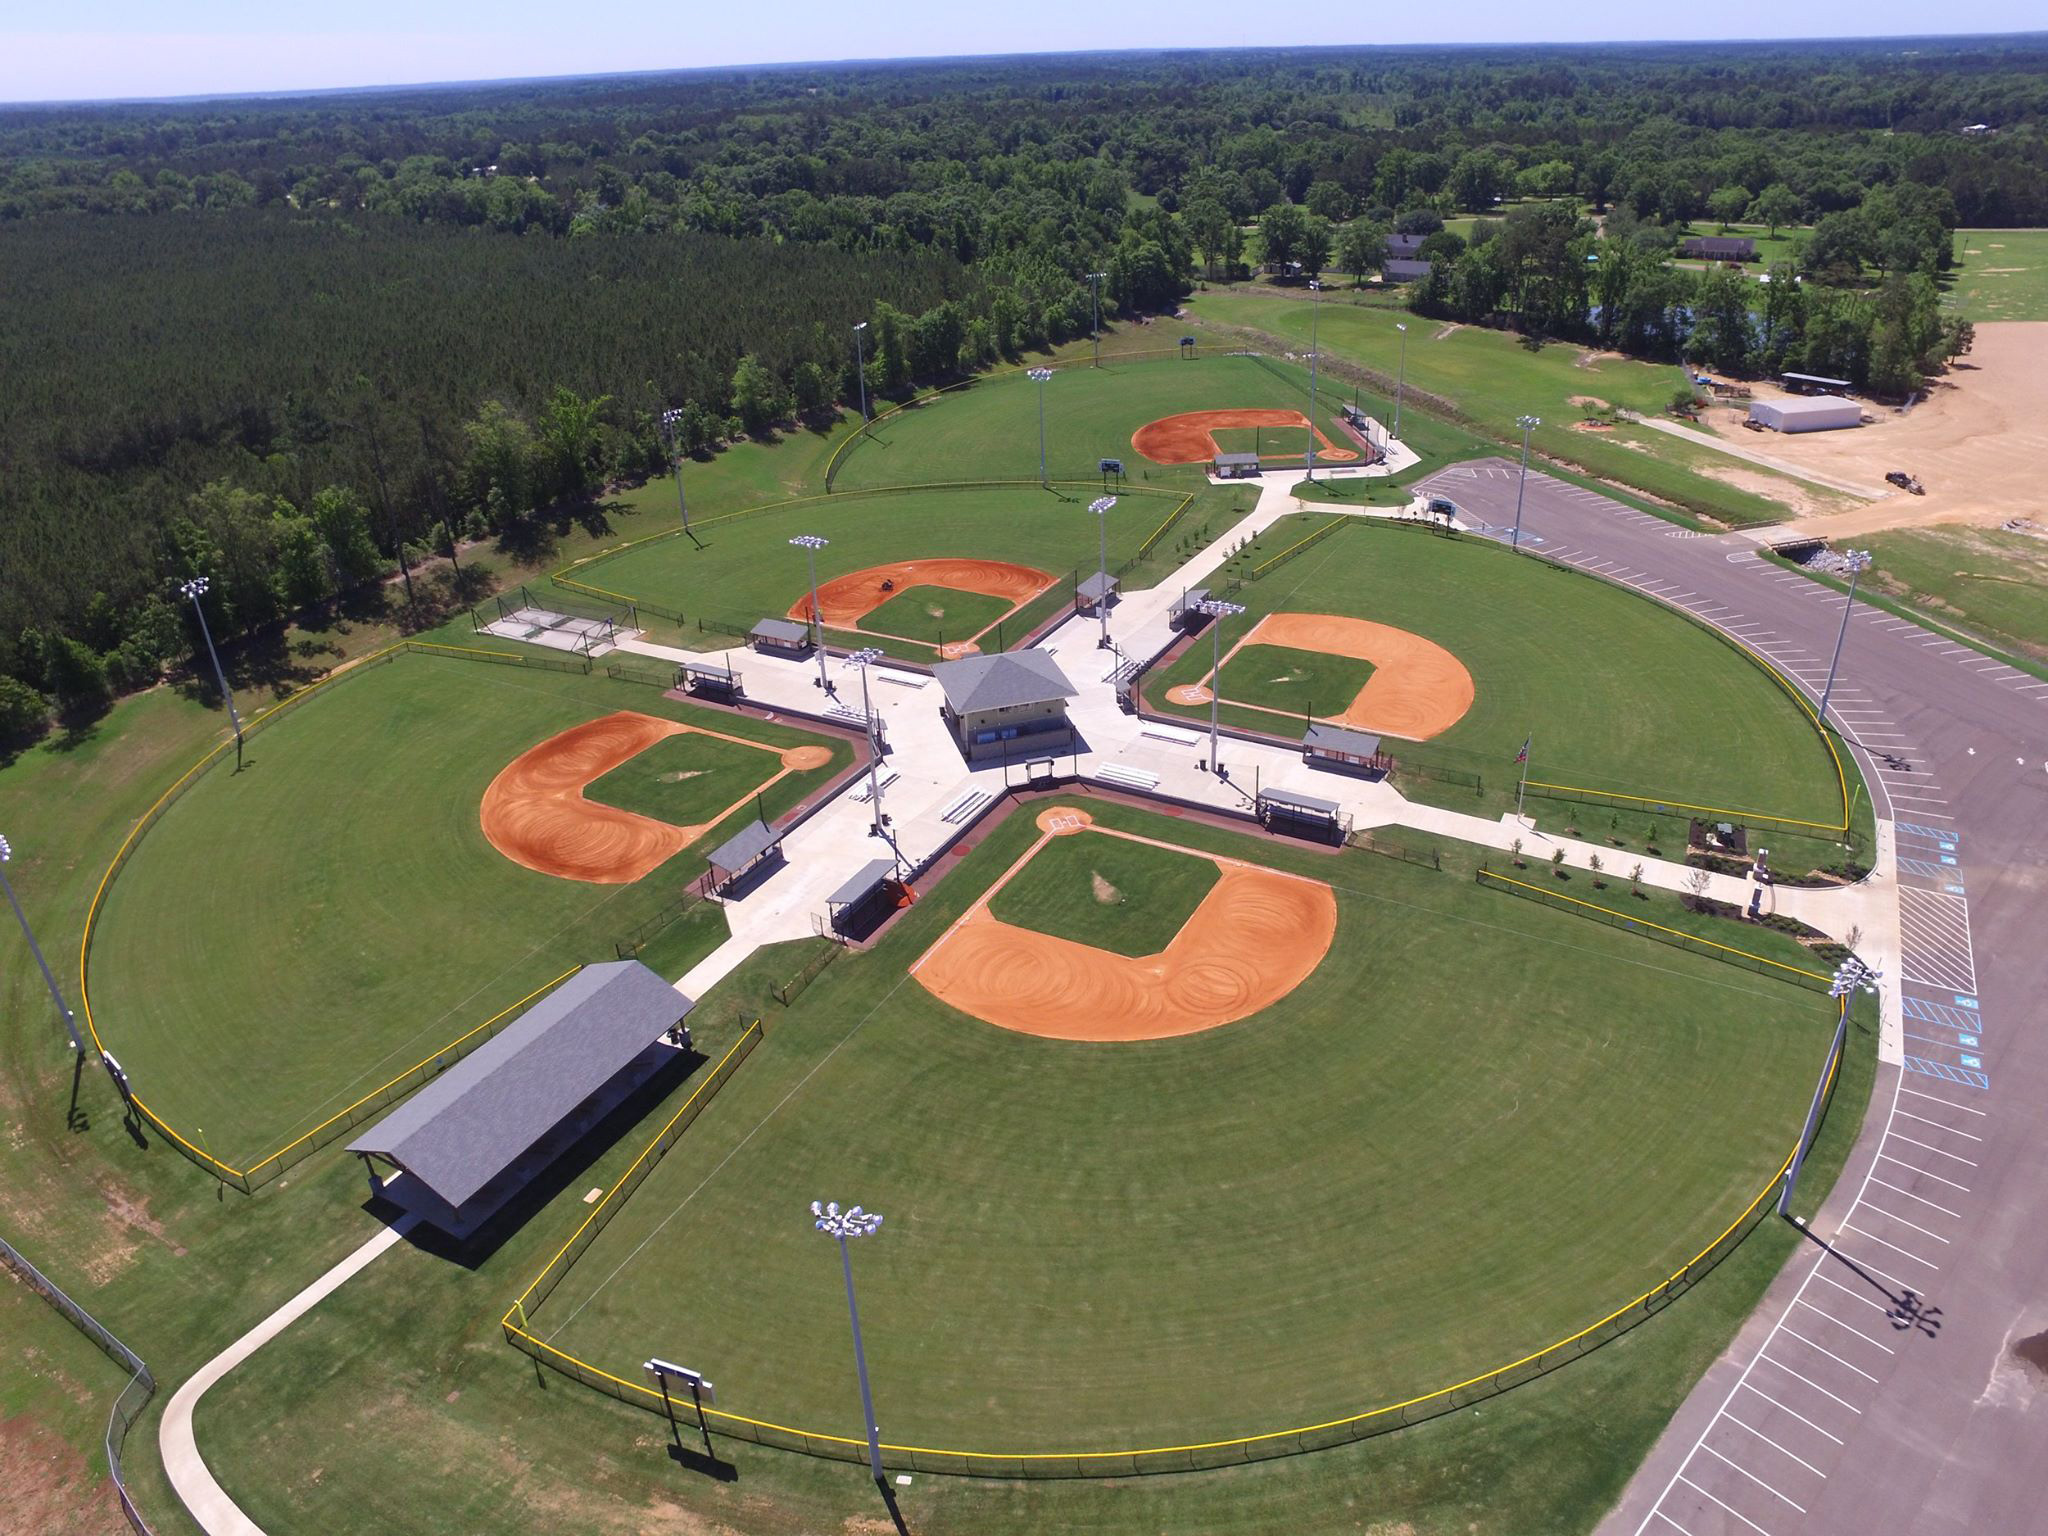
[
  {"x1": 563, "y1": 482, "x2": 1254, "y2": 659},
  {"x1": 1950, "y1": 228, "x2": 2048, "y2": 320},
  {"x1": 830, "y1": 352, "x2": 1367, "y2": 491},
  {"x1": 984, "y1": 823, "x2": 1218, "y2": 957},
  {"x1": 1152, "y1": 520, "x2": 1844, "y2": 827},
  {"x1": 82, "y1": 650, "x2": 847, "y2": 1164},
  {"x1": 1191, "y1": 292, "x2": 1814, "y2": 526},
  {"x1": 1859, "y1": 525, "x2": 2048, "y2": 661},
  {"x1": 522, "y1": 796, "x2": 1835, "y2": 1451}
]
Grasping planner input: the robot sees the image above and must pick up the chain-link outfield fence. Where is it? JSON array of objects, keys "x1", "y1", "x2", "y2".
[{"x1": 0, "y1": 1234, "x2": 157, "y2": 1532}]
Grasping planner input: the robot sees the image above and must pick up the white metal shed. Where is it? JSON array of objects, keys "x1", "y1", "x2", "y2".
[{"x1": 1748, "y1": 396, "x2": 1862, "y2": 433}]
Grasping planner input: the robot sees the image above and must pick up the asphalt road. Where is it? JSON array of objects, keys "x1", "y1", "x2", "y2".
[{"x1": 1416, "y1": 460, "x2": 2048, "y2": 1536}]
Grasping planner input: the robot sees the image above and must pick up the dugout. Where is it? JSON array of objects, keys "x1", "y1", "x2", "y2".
[
  {"x1": 1213, "y1": 451, "x2": 1262, "y2": 480},
  {"x1": 706, "y1": 819, "x2": 785, "y2": 896},
  {"x1": 347, "y1": 962, "x2": 694, "y2": 1240},
  {"x1": 1303, "y1": 723, "x2": 1393, "y2": 779},
  {"x1": 1076, "y1": 570, "x2": 1120, "y2": 614},
  {"x1": 748, "y1": 617, "x2": 814, "y2": 657},
  {"x1": 1169, "y1": 587, "x2": 1212, "y2": 632},
  {"x1": 1257, "y1": 787, "x2": 1350, "y2": 844},
  {"x1": 826, "y1": 857, "x2": 900, "y2": 939},
  {"x1": 678, "y1": 658, "x2": 743, "y2": 699}
]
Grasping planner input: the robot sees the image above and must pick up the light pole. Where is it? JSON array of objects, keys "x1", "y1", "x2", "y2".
[
  {"x1": 1781, "y1": 957, "x2": 1880, "y2": 1219},
  {"x1": 790, "y1": 536, "x2": 832, "y2": 692},
  {"x1": 1393, "y1": 322, "x2": 1409, "y2": 442},
  {"x1": 0, "y1": 835, "x2": 84, "y2": 1053},
  {"x1": 1089, "y1": 495, "x2": 1116, "y2": 649},
  {"x1": 1304, "y1": 279, "x2": 1323, "y2": 482},
  {"x1": 1028, "y1": 367, "x2": 1054, "y2": 485},
  {"x1": 657, "y1": 407, "x2": 691, "y2": 536},
  {"x1": 812, "y1": 1200, "x2": 887, "y2": 1490},
  {"x1": 1087, "y1": 271, "x2": 1108, "y2": 368},
  {"x1": 849, "y1": 647, "x2": 889, "y2": 834},
  {"x1": 1817, "y1": 550, "x2": 1873, "y2": 730},
  {"x1": 852, "y1": 321, "x2": 870, "y2": 424},
  {"x1": 1199, "y1": 599, "x2": 1246, "y2": 775},
  {"x1": 1510, "y1": 415, "x2": 1541, "y2": 551},
  {"x1": 180, "y1": 577, "x2": 245, "y2": 769}
]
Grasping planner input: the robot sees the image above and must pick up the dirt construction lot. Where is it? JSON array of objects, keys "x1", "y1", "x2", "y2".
[{"x1": 1697, "y1": 321, "x2": 2048, "y2": 537}]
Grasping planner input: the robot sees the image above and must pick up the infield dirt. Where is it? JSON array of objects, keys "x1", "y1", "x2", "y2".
[{"x1": 1134, "y1": 408, "x2": 1358, "y2": 465}]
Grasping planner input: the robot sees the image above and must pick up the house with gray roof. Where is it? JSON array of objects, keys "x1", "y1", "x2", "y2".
[
  {"x1": 930, "y1": 649, "x2": 1079, "y2": 763},
  {"x1": 348, "y1": 962, "x2": 692, "y2": 1238}
]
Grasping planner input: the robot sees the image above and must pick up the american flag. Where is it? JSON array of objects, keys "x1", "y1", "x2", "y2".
[{"x1": 1513, "y1": 736, "x2": 1530, "y2": 765}]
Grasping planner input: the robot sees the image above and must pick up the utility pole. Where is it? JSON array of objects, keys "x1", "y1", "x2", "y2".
[
  {"x1": 1028, "y1": 368, "x2": 1053, "y2": 485},
  {"x1": 1817, "y1": 550, "x2": 1873, "y2": 729},
  {"x1": 1199, "y1": 599, "x2": 1246, "y2": 775},
  {"x1": 1087, "y1": 271, "x2": 1108, "y2": 368},
  {"x1": 657, "y1": 407, "x2": 691, "y2": 536},
  {"x1": 790, "y1": 536, "x2": 832, "y2": 692},
  {"x1": 1088, "y1": 496, "x2": 1116, "y2": 649},
  {"x1": 853, "y1": 321, "x2": 871, "y2": 424},
  {"x1": 1511, "y1": 415, "x2": 1541, "y2": 551},
  {"x1": 1393, "y1": 322, "x2": 1409, "y2": 442},
  {"x1": 1305, "y1": 279, "x2": 1323, "y2": 481},
  {"x1": 0, "y1": 835, "x2": 84, "y2": 1052},
  {"x1": 180, "y1": 577, "x2": 245, "y2": 770}
]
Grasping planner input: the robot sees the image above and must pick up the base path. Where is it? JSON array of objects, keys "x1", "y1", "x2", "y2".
[
  {"x1": 481, "y1": 711, "x2": 823, "y2": 884},
  {"x1": 1134, "y1": 409, "x2": 1358, "y2": 465},
  {"x1": 1176, "y1": 612, "x2": 1475, "y2": 740},
  {"x1": 909, "y1": 809, "x2": 1337, "y2": 1040},
  {"x1": 160, "y1": 1218, "x2": 415, "y2": 1536},
  {"x1": 792, "y1": 558, "x2": 1055, "y2": 633}
]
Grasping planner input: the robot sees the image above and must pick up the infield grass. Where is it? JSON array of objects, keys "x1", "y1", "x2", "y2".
[
  {"x1": 860, "y1": 584, "x2": 1018, "y2": 646},
  {"x1": 583, "y1": 728, "x2": 791, "y2": 829},
  {"x1": 82, "y1": 649, "x2": 847, "y2": 1164},
  {"x1": 1156, "y1": 518, "x2": 1844, "y2": 829},
  {"x1": 985, "y1": 829, "x2": 1220, "y2": 957},
  {"x1": 1214, "y1": 642, "x2": 1376, "y2": 722},
  {"x1": 521, "y1": 795, "x2": 1833, "y2": 1452}
]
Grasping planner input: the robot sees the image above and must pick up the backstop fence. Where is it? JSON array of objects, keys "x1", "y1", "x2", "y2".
[{"x1": 0, "y1": 1234, "x2": 157, "y2": 1533}]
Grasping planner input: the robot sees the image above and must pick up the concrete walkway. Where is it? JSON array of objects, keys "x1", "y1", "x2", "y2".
[
  {"x1": 160, "y1": 1217, "x2": 416, "y2": 1536},
  {"x1": 1628, "y1": 414, "x2": 1891, "y2": 500}
]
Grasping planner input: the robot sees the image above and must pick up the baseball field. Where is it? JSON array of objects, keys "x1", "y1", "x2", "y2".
[
  {"x1": 82, "y1": 648, "x2": 850, "y2": 1166},
  {"x1": 514, "y1": 795, "x2": 1836, "y2": 1454}
]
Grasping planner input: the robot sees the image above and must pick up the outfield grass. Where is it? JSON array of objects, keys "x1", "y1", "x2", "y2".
[
  {"x1": 583, "y1": 728, "x2": 792, "y2": 828},
  {"x1": 1857, "y1": 526, "x2": 2048, "y2": 662},
  {"x1": 515, "y1": 795, "x2": 1833, "y2": 1452},
  {"x1": 985, "y1": 829, "x2": 1219, "y2": 957},
  {"x1": 564, "y1": 482, "x2": 1254, "y2": 659},
  {"x1": 82, "y1": 651, "x2": 847, "y2": 1164},
  {"x1": 1215, "y1": 642, "x2": 1376, "y2": 721},
  {"x1": 1155, "y1": 519, "x2": 1844, "y2": 829},
  {"x1": 830, "y1": 353, "x2": 1365, "y2": 493},
  {"x1": 860, "y1": 583, "x2": 1017, "y2": 646},
  {"x1": 1949, "y1": 228, "x2": 2048, "y2": 320},
  {"x1": 1193, "y1": 293, "x2": 1805, "y2": 526}
]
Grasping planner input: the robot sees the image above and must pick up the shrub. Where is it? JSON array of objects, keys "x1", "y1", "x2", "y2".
[{"x1": 0, "y1": 676, "x2": 50, "y2": 747}]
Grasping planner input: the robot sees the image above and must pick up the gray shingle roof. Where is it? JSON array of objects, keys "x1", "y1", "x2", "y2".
[
  {"x1": 828, "y1": 857, "x2": 896, "y2": 907},
  {"x1": 1214, "y1": 451, "x2": 1261, "y2": 466},
  {"x1": 1261, "y1": 787, "x2": 1342, "y2": 816},
  {"x1": 931, "y1": 649, "x2": 1077, "y2": 714},
  {"x1": 1383, "y1": 259, "x2": 1433, "y2": 282},
  {"x1": 708, "y1": 818, "x2": 780, "y2": 873},
  {"x1": 347, "y1": 962, "x2": 687, "y2": 1211},
  {"x1": 1304, "y1": 723, "x2": 1383, "y2": 758},
  {"x1": 1077, "y1": 571, "x2": 1118, "y2": 600},
  {"x1": 750, "y1": 617, "x2": 811, "y2": 646},
  {"x1": 1172, "y1": 586, "x2": 1211, "y2": 614},
  {"x1": 1387, "y1": 232, "x2": 1427, "y2": 257}
]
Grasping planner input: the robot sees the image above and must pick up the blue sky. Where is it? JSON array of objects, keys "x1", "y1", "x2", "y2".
[{"x1": 0, "y1": 3, "x2": 2036, "y2": 105}]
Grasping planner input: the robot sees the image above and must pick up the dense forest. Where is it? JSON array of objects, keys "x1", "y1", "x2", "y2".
[{"x1": 1, "y1": 38, "x2": 2044, "y2": 737}]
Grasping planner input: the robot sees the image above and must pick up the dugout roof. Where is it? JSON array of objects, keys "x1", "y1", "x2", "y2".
[
  {"x1": 1260, "y1": 787, "x2": 1342, "y2": 817},
  {"x1": 932, "y1": 649, "x2": 1077, "y2": 714},
  {"x1": 750, "y1": 617, "x2": 811, "y2": 646},
  {"x1": 828, "y1": 857, "x2": 896, "y2": 908},
  {"x1": 348, "y1": 962, "x2": 689, "y2": 1220},
  {"x1": 708, "y1": 818, "x2": 781, "y2": 875},
  {"x1": 1077, "y1": 571, "x2": 1119, "y2": 601},
  {"x1": 1304, "y1": 723, "x2": 1382, "y2": 758},
  {"x1": 1213, "y1": 452, "x2": 1261, "y2": 468}
]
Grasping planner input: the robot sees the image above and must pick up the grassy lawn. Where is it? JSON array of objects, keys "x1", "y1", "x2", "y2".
[
  {"x1": 860, "y1": 583, "x2": 1017, "y2": 646},
  {"x1": 1949, "y1": 228, "x2": 2048, "y2": 320},
  {"x1": 1154, "y1": 519, "x2": 1844, "y2": 829},
  {"x1": 583, "y1": 728, "x2": 792, "y2": 828},
  {"x1": 1192, "y1": 293, "x2": 1803, "y2": 527},
  {"x1": 506, "y1": 796, "x2": 1833, "y2": 1453},
  {"x1": 1859, "y1": 526, "x2": 2048, "y2": 661},
  {"x1": 985, "y1": 828, "x2": 1220, "y2": 957},
  {"x1": 831, "y1": 353, "x2": 1363, "y2": 492},
  {"x1": 564, "y1": 482, "x2": 1254, "y2": 659},
  {"x1": 1215, "y1": 641, "x2": 1376, "y2": 721},
  {"x1": 82, "y1": 649, "x2": 847, "y2": 1165}
]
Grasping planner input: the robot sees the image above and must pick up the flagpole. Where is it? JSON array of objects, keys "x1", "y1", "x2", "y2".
[{"x1": 1515, "y1": 732, "x2": 1531, "y2": 824}]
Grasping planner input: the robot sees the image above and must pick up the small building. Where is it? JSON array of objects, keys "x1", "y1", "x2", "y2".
[
  {"x1": 706, "y1": 819, "x2": 784, "y2": 894},
  {"x1": 1256, "y1": 787, "x2": 1350, "y2": 844},
  {"x1": 1779, "y1": 372, "x2": 1854, "y2": 395},
  {"x1": 1076, "y1": 570, "x2": 1119, "y2": 613},
  {"x1": 826, "y1": 857, "x2": 900, "y2": 938},
  {"x1": 1382, "y1": 259, "x2": 1433, "y2": 284},
  {"x1": 749, "y1": 617, "x2": 813, "y2": 657},
  {"x1": 931, "y1": 649, "x2": 1078, "y2": 764},
  {"x1": 1682, "y1": 236, "x2": 1756, "y2": 261},
  {"x1": 348, "y1": 962, "x2": 692, "y2": 1238},
  {"x1": 678, "y1": 658, "x2": 743, "y2": 699},
  {"x1": 1386, "y1": 232, "x2": 1428, "y2": 259},
  {"x1": 1213, "y1": 451, "x2": 1262, "y2": 479},
  {"x1": 1748, "y1": 396, "x2": 1862, "y2": 434},
  {"x1": 1169, "y1": 587, "x2": 1212, "y2": 632},
  {"x1": 1303, "y1": 723, "x2": 1392, "y2": 778}
]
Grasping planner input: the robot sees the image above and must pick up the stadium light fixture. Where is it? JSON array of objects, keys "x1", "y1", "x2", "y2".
[
  {"x1": 1089, "y1": 495, "x2": 1117, "y2": 649},
  {"x1": 657, "y1": 407, "x2": 691, "y2": 535},
  {"x1": 1028, "y1": 367, "x2": 1055, "y2": 485},
  {"x1": 1510, "y1": 415, "x2": 1542, "y2": 551},
  {"x1": 848, "y1": 647, "x2": 890, "y2": 834},
  {"x1": 0, "y1": 835, "x2": 83, "y2": 1053},
  {"x1": 852, "y1": 321, "x2": 871, "y2": 424},
  {"x1": 1780, "y1": 957, "x2": 1882, "y2": 1220},
  {"x1": 180, "y1": 577, "x2": 245, "y2": 770},
  {"x1": 1198, "y1": 599, "x2": 1247, "y2": 775},
  {"x1": 1087, "y1": 271, "x2": 1109, "y2": 368},
  {"x1": 811, "y1": 1200, "x2": 888, "y2": 1488},
  {"x1": 1393, "y1": 323, "x2": 1409, "y2": 442},
  {"x1": 790, "y1": 536, "x2": 833, "y2": 692},
  {"x1": 1818, "y1": 550, "x2": 1874, "y2": 729},
  {"x1": 1305, "y1": 279, "x2": 1323, "y2": 482}
]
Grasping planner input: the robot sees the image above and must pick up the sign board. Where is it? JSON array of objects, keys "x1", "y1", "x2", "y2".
[
  {"x1": 1098, "y1": 458, "x2": 1124, "y2": 475},
  {"x1": 643, "y1": 1359, "x2": 717, "y2": 1404}
]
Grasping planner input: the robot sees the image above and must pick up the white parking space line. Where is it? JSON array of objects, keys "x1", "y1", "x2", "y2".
[
  {"x1": 1777, "y1": 1324, "x2": 1883, "y2": 1381},
  {"x1": 1678, "y1": 1473, "x2": 1776, "y2": 1534},
  {"x1": 1701, "y1": 1443, "x2": 1807, "y2": 1510},
  {"x1": 1794, "y1": 1298, "x2": 1897, "y2": 1352},
  {"x1": 1885, "y1": 1130, "x2": 1978, "y2": 1167},
  {"x1": 1738, "y1": 1381, "x2": 1845, "y2": 1443},
  {"x1": 1893, "y1": 1109, "x2": 1983, "y2": 1142},
  {"x1": 1867, "y1": 1176, "x2": 1962, "y2": 1218},
  {"x1": 1876, "y1": 1151, "x2": 1969, "y2": 1192},
  {"x1": 1899, "y1": 1085, "x2": 1989, "y2": 1117},
  {"x1": 1721, "y1": 1413, "x2": 1831, "y2": 1477},
  {"x1": 1838, "y1": 1223, "x2": 1939, "y2": 1270},
  {"x1": 1859, "y1": 1202, "x2": 1953, "y2": 1244},
  {"x1": 1759, "y1": 1353, "x2": 1866, "y2": 1412},
  {"x1": 1811, "y1": 1272, "x2": 1895, "y2": 1315}
]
